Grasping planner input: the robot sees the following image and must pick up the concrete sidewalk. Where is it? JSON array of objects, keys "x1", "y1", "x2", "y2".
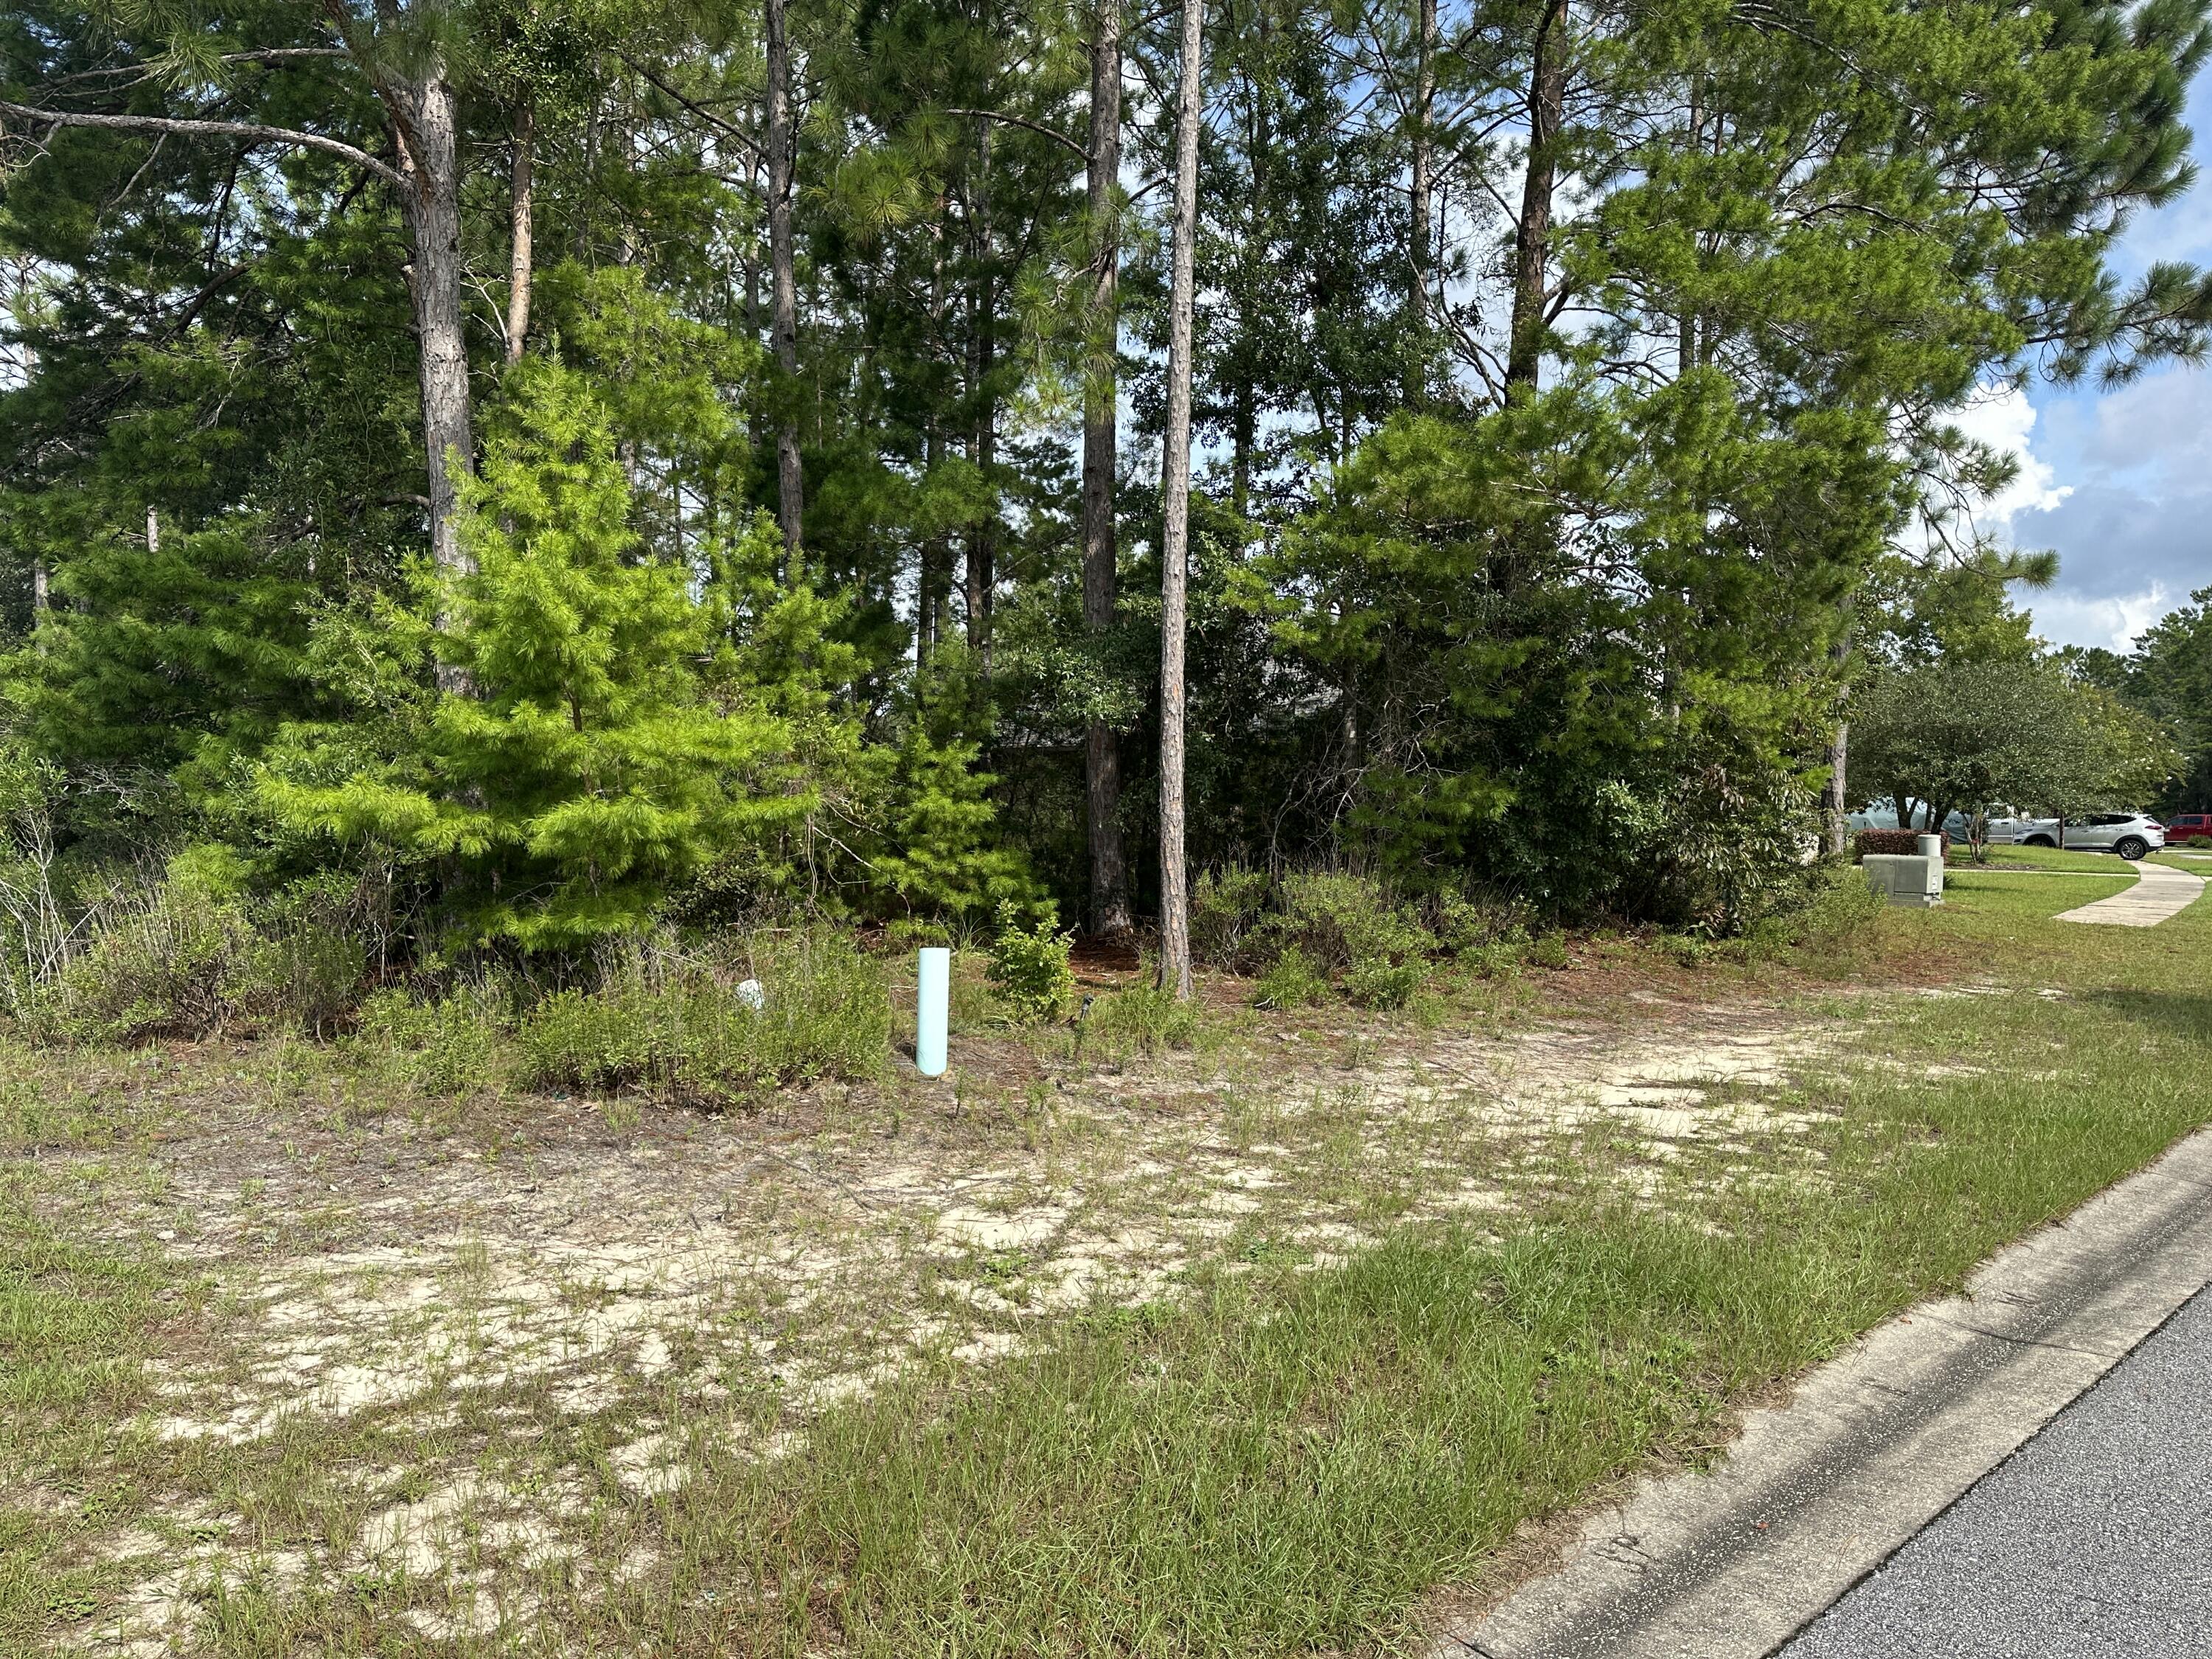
[{"x1": 2054, "y1": 858, "x2": 2204, "y2": 926}]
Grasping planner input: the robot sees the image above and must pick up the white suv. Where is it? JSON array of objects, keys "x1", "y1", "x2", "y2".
[{"x1": 1989, "y1": 813, "x2": 2166, "y2": 860}]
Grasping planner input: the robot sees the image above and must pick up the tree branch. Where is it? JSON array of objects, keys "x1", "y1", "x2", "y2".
[
  {"x1": 944, "y1": 107, "x2": 1088, "y2": 161},
  {"x1": 0, "y1": 100, "x2": 404, "y2": 191},
  {"x1": 620, "y1": 52, "x2": 765, "y2": 162}
]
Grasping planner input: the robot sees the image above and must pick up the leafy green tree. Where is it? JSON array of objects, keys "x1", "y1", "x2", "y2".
[
  {"x1": 1849, "y1": 659, "x2": 2180, "y2": 851},
  {"x1": 2114, "y1": 588, "x2": 2212, "y2": 811}
]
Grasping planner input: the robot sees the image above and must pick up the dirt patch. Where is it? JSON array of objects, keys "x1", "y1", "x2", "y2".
[{"x1": 21, "y1": 984, "x2": 1902, "y2": 1652}]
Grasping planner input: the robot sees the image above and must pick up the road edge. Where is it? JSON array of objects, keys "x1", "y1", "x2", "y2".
[{"x1": 1436, "y1": 1125, "x2": 2212, "y2": 1659}]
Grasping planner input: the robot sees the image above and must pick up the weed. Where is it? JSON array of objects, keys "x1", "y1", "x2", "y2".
[
  {"x1": 1083, "y1": 978, "x2": 1203, "y2": 1059},
  {"x1": 515, "y1": 931, "x2": 887, "y2": 1108},
  {"x1": 358, "y1": 987, "x2": 503, "y2": 1096},
  {"x1": 1253, "y1": 945, "x2": 1330, "y2": 1009},
  {"x1": 1523, "y1": 933, "x2": 1571, "y2": 970},
  {"x1": 1344, "y1": 955, "x2": 1426, "y2": 1010},
  {"x1": 1191, "y1": 867, "x2": 1272, "y2": 967}
]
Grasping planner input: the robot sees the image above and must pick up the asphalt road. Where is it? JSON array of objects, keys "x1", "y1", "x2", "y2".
[{"x1": 1781, "y1": 1284, "x2": 2212, "y2": 1658}]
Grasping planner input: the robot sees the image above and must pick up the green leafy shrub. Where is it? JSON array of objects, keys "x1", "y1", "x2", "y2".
[
  {"x1": 1853, "y1": 829, "x2": 1947, "y2": 859},
  {"x1": 515, "y1": 931, "x2": 886, "y2": 1108},
  {"x1": 1425, "y1": 891, "x2": 1526, "y2": 957},
  {"x1": 1191, "y1": 867, "x2": 1271, "y2": 967},
  {"x1": 1523, "y1": 932, "x2": 1571, "y2": 970},
  {"x1": 53, "y1": 871, "x2": 283, "y2": 1043},
  {"x1": 1344, "y1": 954, "x2": 1425, "y2": 1010},
  {"x1": 1782, "y1": 861, "x2": 1886, "y2": 949},
  {"x1": 359, "y1": 987, "x2": 504, "y2": 1095},
  {"x1": 1254, "y1": 945, "x2": 1329, "y2": 1009},
  {"x1": 985, "y1": 902, "x2": 1074, "y2": 1024},
  {"x1": 1082, "y1": 978, "x2": 1203, "y2": 1059},
  {"x1": 1253, "y1": 872, "x2": 1432, "y2": 973}
]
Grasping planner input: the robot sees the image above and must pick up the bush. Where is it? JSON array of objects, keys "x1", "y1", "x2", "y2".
[
  {"x1": 1191, "y1": 867, "x2": 1271, "y2": 967},
  {"x1": 1522, "y1": 932, "x2": 1571, "y2": 970},
  {"x1": 1782, "y1": 861, "x2": 1886, "y2": 949},
  {"x1": 1854, "y1": 829, "x2": 1949, "y2": 859},
  {"x1": 360, "y1": 986, "x2": 504, "y2": 1095},
  {"x1": 1425, "y1": 891, "x2": 1526, "y2": 957},
  {"x1": 515, "y1": 931, "x2": 886, "y2": 1108},
  {"x1": 52, "y1": 872, "x2": 284, "y2": 1043},
  {"x1": 1253, "y1": 872, "x2": 1431, "y2": 973},
  {"x1": 1254, "y1": 945, "x2": 1329, "y2": 1009},
  {"x1": 986, "y1": 902, "x2": 1075, "y2": 1023},
  {"x1": 1082, "y1": 978, "x2": 1201, "y2": 1059},
  {"x1": 1344, "y1": 955, "x2": 1425, "y2": 1010}
]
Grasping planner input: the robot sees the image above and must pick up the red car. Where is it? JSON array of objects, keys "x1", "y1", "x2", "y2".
[{"x1": 2164, "y1": 813, "x2": 2212, "y2": 844}]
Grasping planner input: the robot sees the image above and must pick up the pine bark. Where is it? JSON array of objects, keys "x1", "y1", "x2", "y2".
[
  {"x1": 380, "y1": 65, "x2": 479, "y2": 706},
  {"x1": 1506, "y1": 0, "x2": 1567, "y2": 394},
  {"x1": 1405, "y1": 0, "x2": 1436, "y2": 403},
  {"x1": 506, "y1": 96, "x2": 535, "y2": 366},
  {"x1": 1157, "y1": 0, "x2": 1205, "y2": 1001},
  {"x1": 967, "y1": 310, "x2": 997, "y2": 671},
  {"x1": 766, "y1": 0, "x2": 804, "y2": 558},
  {"x1": 1083, "y1": 0, "x2": 1133, "y2": 935}
]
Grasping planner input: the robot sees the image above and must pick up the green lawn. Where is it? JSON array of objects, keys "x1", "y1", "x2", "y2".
[{"x1": 4, "y1": 874, "x2": 2209, "y2": 1655}]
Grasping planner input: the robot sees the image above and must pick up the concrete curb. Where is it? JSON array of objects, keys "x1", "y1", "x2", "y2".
[{"x1": 1437, "y1": 1127, "x2": 2212, "y2": 1659}]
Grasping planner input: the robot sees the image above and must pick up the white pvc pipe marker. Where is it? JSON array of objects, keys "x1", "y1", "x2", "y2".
[{"x1": 916, "y1": 947, "x2": 950, "y2": 1077}]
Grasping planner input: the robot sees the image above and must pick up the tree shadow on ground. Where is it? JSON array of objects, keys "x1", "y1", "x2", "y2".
[{"x1": 2078, "y1": 988, "x2": 2212, "y2": 1051}]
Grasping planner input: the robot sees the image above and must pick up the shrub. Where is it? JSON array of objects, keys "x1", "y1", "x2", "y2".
[
  {"x1": 1253, "y1": 872, "x2": 1431, "y2": 973},
  {"x1": 1254, "y1": 945, "x2": 1329, "y2": 1009},
  {"x1": 515, "y1": 931, "x2": 886, "y2": 1108},
  {"x1": 1854, "y1": 829, "x2": 1949, "y2": 859},
  {"x1": 53, "y1": 872, "x2": 283, "y2": 1043},
  {"x1": 359, "y1": 986, "x2": 505, "y2": 1095},
  {"x1": 1191, "y1": 867, "x2": 1271, "y2": 967},
  {"x1": 1344, "y1": 954, "x2": 1425, "y2": 1010},
  {"x1": 1783, "y1": 861, "x2": 1886, "y2": 949},
  {"x1": 986, "y1": 902, "x2": 1075, "y2": 1023},
  {"x1": 1082, "y1": 978, "x2": 1201, "y2": 1059},
  {"x1": 2184, "y1": 834, "x2": 2212, "y2": 849},
  {"x1": 1523, "y1": 932, "x2": 1571, "y2": 970},
  {"x1": 1425, "y1": 891, "x2": 1526, "y2": 957}
]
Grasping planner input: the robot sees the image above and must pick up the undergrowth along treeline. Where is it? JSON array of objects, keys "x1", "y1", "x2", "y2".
[{"x1": 3, "y1": 0, "x2": 2209, "y2": 1036}]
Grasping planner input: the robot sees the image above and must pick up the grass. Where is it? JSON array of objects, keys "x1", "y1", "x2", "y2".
[{"x1": 2, "y1": 871, "x2": 2208, "y2": 1654}]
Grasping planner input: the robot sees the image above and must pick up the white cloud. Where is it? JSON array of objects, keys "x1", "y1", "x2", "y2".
[
  {"x1": 2025, "y1": 584, "x2": 2173, "y2": 652},
  {"x1": 1948, "y1": 383, "x2": 2071, "y2": 529}
]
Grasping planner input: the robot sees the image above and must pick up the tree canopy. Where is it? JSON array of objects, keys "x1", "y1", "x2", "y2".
[{"x1": 4, "y1": 0, "x2": 2209, "y2": 950}]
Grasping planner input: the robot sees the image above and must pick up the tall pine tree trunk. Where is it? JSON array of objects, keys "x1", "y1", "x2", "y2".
[
  {"x1": 1825, "y1": 628, "x2": 1851, "y2": 854},
  {"x1": 384, "y1": 66, "x2": 480, "y2": 699},
  {"x1": 506, "y1": 94, "x2": 534, "y2": 365},
  {"x1": 1405, "y1": 0, "x2": 1436, "y2": 404},
  {"x1": 967, "y1": 122, "x2": 997, "y2": 672},
  {"x1": 967, "y1": 304, "x2": 996, "y2": 671},
  {"x1": 1506, "y1": 0, "x2": 1566, "y2": 394},
  {"x1": 1084, "y1": 0, "x2": 1133, "y2": 935},
  {"x1": 766, "y1": 0, "x2": 804, "y2": 558},
  {"x1": 1157, "y1": 0, "x2": 1205, "y2": 1001}
]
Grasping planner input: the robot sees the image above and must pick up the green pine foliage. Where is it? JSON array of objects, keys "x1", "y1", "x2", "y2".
[
  {"x1": 259, "y1": 362, "x2": 808, "y2": 948},
  {"x1": 2, "y1": 0, "x2": 2208, "y2": 1018}
]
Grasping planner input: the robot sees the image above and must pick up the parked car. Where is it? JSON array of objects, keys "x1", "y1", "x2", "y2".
[
  {"x1": 1985, "y1": 812, "x2": 2167, "y2": 859},
  {"x1": 2162, "y1": 812, "x2": 2212, "y2": 844}
]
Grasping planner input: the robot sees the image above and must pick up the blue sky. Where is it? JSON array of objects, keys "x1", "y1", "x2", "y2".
[{"x1": 1997, "y1": 72, "x2": 2212, "y2": 651}]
